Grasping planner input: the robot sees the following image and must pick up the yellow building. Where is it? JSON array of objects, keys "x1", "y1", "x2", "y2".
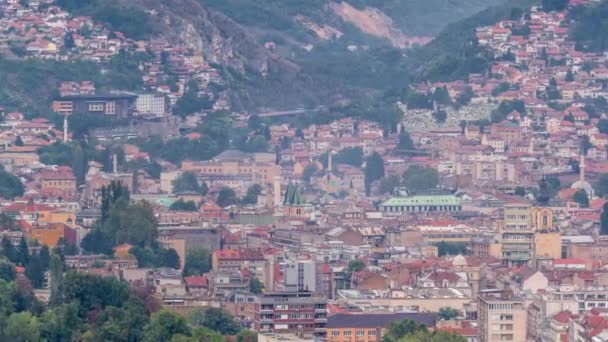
[
  {"x1": 181, "y1": 150, "x2": 280, "y2": 185},
  {"x1": 531, "y1": 207, "x2": 554, "y2": 231},
  {"x1": 38, "y1": 210, "x2": 77, "y2": 228},
  {"x1": 534, "y1": 231, "x2": 562, "y2": 260}
]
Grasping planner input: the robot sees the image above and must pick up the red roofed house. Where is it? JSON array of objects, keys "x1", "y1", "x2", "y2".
[{"x1": 211, "y1": 249, "x2": 241, "y2": 271}]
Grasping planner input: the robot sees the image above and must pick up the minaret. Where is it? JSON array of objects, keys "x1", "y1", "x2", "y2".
[
  {"x1": 112, "y1": 153, "x2": 118, "y2": 174},
  {"x1": 327, "y1": 149, "x2": 333, "y2": 174},
  {"x1": 63, "y1": 115, "x2": 68, "y2": 143},
  {"x1": 580, "y1": 152, "x2": 586, "y2": 182}
]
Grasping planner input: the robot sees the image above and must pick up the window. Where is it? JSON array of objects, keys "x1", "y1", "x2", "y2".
[
  {"x1": 356, "y1": 330, "x2": 364, "y2": 337},
  {"x1": 344, "y1": 331, "x2": 352, "y2": 337},
  {"x1": 368, "y1": 330, "x2": 377, "y2": 336},
  {"x1": 331, "y1": 331, "x2": 339, "y2": 337}
]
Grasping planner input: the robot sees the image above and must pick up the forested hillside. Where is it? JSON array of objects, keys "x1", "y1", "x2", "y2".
[{"x1": 0, "y1": 0, "x2": 535, "y2": 115}]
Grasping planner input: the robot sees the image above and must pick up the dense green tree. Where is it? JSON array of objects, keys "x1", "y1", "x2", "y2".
[
  {"x1": 569, "y1": 0, "x2": 608, "y2": 52},
  {"x1": 5, "y1": 312, "x2": 41, "y2": 342},
  {"x1": 1, "y1": 236, "x2": 18, "y2": 264},
  {"x1": 62, "y1": 272, "x2": 130, "y2": 317},
  {"x1": 173, "y1": 80, "x2": 213, "y2": 118},
  {"x1": 143, "y1": 309, "x2": 191, "y2": 342},
  {"x1": 249, "y1": 277, "x2": 264, "y2": 294},
  {"x1": 38, "y1": 246, "x2": 50, "y2": 272},
  {"x1": 64, "y1": 32, "x2": 75, "y2": 49},
  {"x1": 545, "y1": 77, "x2": 562, "y2": 100},
  {"x1": 171, "y1": 327, "x2": 225, "y2": 342},
  {"x1": 0, "y1": 260, "x2": 16, "y2": 282},
  {"x1": 183, "y1": 248, "x2": 210, "y2": 277},
  {"x1": 542, "y1": 0, "x2": 568, "y2": 12},
  {"x1": 433, "y1": 86, "x2": 451, "y2": 105},
  {"x1": 100, "y1": 199, "x2": 158, "y2": 248},
  {"x1": 169, "y1": 199, "x2": 199, "y2": 212},
  {"x1": 397, "y1": 131, "x2": 415, "y2": 150},
  {"x1": 237, "y1": 329, "x2": 257, "y2": 342},
  {"x1": 514, "y1": 186, "x2": 526, "y2": 197},
  {"x1": 217, "y1": 187, "x2": 238, "y2": 207},
  {"x1": 91, "y1": 298, "x2": 148, "y2": 342},
  {"x1": 348, "y1": 259, "x2": 365, "y2": 273},
  {"x1": 189, "y1": 308, "x2": 240, "y2": 335},
  {"x1": 25, "y1": 253, "x2": 44, "y2": 289},
  {"x1": 14, "y1": 136, "x2": 24, "y2": 147},
  {"x1": 438, "y1": 307, "x2": 460, "y2": 320},
  {"x1": 402, "y1": 165, "x2": 439, "y2": 192},
  {"x1": 432, "y1": 110, "x2": 447, "y2": 123},
  {"x1": 242, "y1": 184, "x2": 263, "y2": 205},
  {"x1": 364, "y1": 152, "x2": 385, "y2": 196},
  {"x1": 0, "y1": 166, "x2": 24, "y2": 199},
  {"x1": 598, "y1": 119, "x2": 608, "y2": 134},
  {"x1": 565, "y1": 69, "x2": 575, "y2": 82},
  {"x1": 536, "y1": 176, "x2": 560, "y2": 203},
  {"x1": 382, "y1": 319, "x2": 428, "y2": 342},
  {"x1": 100, "y1": 180, "x2": 130, "y2": 222},
  {"x1": 406, "y1": 93, "x2": 433, "y2": 110},
  {"x1": 334, "y1": 147, "x2": 364, "y2": 168},
  {"x1": 455, "y1": 86, "x2": 474, "y2": 107},
  {"x1": 573, "y1": 189, "x2": 590, "y2": 208},
  {"x1": 596, "y1": 174, "x2": 608, "y2": 197},
  {"x1": 49, "y1": 254, "x2": 63, "y2": 307},
  {"x1": 17, "y1": 237, "x2": 29, "y2": 266},
  {"x1": 379, "y1": 175, "x2": 402, "y2": 194},
  {"x1": 302, "y1": 164, "x2": 318, "y2": 184},
  {"x1": 130, "y1": 245, "x2": 180, "y2": 269},
  {"x1": 399, "y1": 330, "x2": 467, "y2": 342},
  {"x1": 0, "y1": 213, "x2": 21, "y2": 231},
  {"x1": 601, "y1": 203, "x2": 608, "y2": 235},
  {"x1": 491, "y1": 100, "x2": 525, "y2": 123},
  {"x1": 40, "y1": 303, "x2": 83, "y2": 342}
]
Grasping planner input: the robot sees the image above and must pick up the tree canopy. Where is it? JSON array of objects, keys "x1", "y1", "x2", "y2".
[
  {"x1": 364, "y1": 152, "x2": 385, "y2": 195},
  {"x1": 0, "y1": 166, "x2": 24, "y2": 200},
  {"x1": 402, "y1": 165, "x2": 440, "y2": 192}
]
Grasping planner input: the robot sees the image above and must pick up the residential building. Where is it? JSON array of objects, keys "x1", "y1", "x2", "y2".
[
  {"x1": 478, "y1": 291, "x2": 527, "y2": 342},
  {"x1": 501, "y1": 202, "x2": 534, "y2": 265},
  {"x1": 255, "y1": 292, "x2": 327, "y2": 337},
  {"x1": 326, "y1": 313, "x2": 437, "y2": 342},
  {"x1": 135, "y1": 93, "x2": 166, "y2": 117}
]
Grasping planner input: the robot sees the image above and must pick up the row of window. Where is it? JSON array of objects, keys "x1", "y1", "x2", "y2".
[
  {"x1": 330, "y1": 330, "x2": 376, "y2": 337},
  {"x1": 488, "y1": 303, "x2": 513, "y2": 310}
]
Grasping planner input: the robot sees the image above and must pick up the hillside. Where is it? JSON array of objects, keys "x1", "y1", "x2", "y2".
[{"x1": 0, "y1": 0, "x2": 532, "y2": 114}]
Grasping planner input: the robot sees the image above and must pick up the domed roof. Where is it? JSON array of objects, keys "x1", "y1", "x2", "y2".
[
  {"x1": 571, "y1": 180, "x2": 594, "y2": 197},
  {"x1": 452, "y1": 254, "x2": 467, "y2": 267}
]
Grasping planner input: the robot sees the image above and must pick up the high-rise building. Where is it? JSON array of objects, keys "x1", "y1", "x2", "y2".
[
  {"x1": 282, "y1": 259, "x2": 316, "y2": 292},
  {"x1": 255, "y1": 292, "x2": 327, "y2": 337},
  {"x1": 478, "y1": 291, "x2": 527, "y2": 342},
  {"x1": 501, "y1": 202, "x2": 533, "y2": 265}
]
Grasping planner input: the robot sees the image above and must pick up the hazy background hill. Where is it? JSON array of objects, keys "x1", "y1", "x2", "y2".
[{"x1": 2, "y1": 0, "x2": 537, "y2": 115}]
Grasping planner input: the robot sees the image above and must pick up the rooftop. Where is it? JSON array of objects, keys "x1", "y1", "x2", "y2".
[
  {"x1": 380, "y1": 195, "x2": 461, "y2": 207},
  {"x1": 327, "y1": 313, "x2": 437, "y2": 329}
]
